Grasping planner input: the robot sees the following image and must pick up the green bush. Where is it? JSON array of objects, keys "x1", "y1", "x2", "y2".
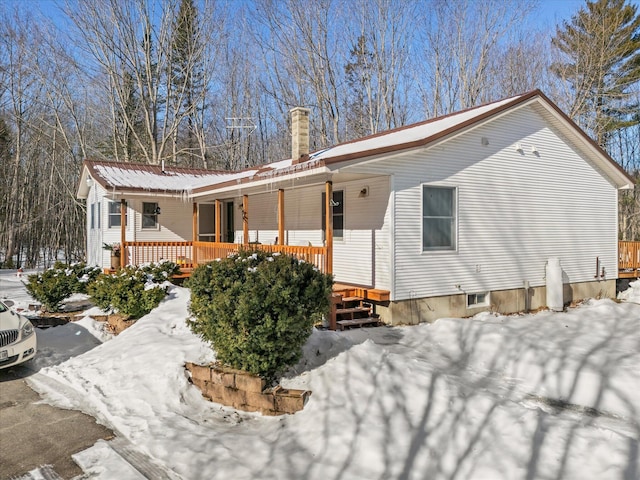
[
  {"x1": 88, "y1": 265, "x2": 168, "y2": 319},
  {"x1": 24, "y1": 262, "x2": 102, "y2": 312},
  {"x1": 186, "y1": 250, "x2": 333, "y2": 382},
  {"x1": 140, "y1": 261, "x2": 181, "y2": 283}
]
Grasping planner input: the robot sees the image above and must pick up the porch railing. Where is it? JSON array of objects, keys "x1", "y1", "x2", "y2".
[
  {"x1": 619, "y1": 240, "x2": 640, "y2": 278},
  {"x1": 124, "y1": 241, "x2": 328, "y2": 274},
  {"x1": 124, "y1": 241, "x2": 193, "y2": 267}
]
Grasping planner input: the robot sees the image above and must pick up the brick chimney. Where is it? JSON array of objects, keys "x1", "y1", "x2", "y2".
[{"x1": 290, "y1": 107, "x2": 310, "y2": 163}]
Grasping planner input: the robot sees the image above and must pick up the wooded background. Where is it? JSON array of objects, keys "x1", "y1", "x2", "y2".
[{"x1": 1, "y1": 0, "x2": 638, "y2": 268}]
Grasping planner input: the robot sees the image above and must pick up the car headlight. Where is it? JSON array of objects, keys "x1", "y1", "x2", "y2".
[{"x1": 21, "y1": 319, "x2": 34, "y2": 339}]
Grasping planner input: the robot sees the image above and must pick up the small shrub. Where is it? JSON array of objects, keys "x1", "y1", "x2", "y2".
[
  {"x1": 88, "y1": 265, "x2": 168, "y2": 319},
  {"x1": 187, "y1": 250, "x2": 333, "y2": 382},
  {"x1": 24, "y1": 262, "x2": 102, "y2": 311},
  {"x1": 140, "y1": 261, "x2": 181, "y2": 283}
]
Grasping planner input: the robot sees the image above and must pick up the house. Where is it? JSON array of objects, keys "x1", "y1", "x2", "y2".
[{"x1": 76, "y1": 90, "x2": 635, "y2": 325}]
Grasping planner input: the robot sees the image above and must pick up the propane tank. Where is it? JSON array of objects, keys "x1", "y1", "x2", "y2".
[{"x1": 546, "y1": 257, "x2": 563, "y2": 312}]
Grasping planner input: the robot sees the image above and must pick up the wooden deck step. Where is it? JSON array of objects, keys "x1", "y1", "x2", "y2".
[
  {"x1": 336, "y1": 307, "x2": 371, "y2": 315},
  {"x1": 339, "y1": 296, "x2": 363, "y2": 303},
  {"x1": 336, "y1": 317, "x2": 380, "y2": 330}
]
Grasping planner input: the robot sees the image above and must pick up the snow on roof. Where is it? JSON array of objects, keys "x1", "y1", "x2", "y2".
[
  {"x1": 311, "y1": 95, "x2": 523, "y2": 162},
  {"x1": 85, "y1": 95, "x2": 526, "y2": 195},
  {"x1": 85, "y1": 162, "x2": 259, "y2": 194}
]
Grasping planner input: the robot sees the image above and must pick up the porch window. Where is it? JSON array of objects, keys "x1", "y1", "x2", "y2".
[
  {"x1": 142, "y1": 202, "x2": 159, "y2": 229},
  {"x1": 90, "y1": 203, "x2": 95, "y2": 229},
  {"x1": 108, "y1": 201, "x2": 126, "y2": 228},
  {"x1": 322, "y1": 190, "x2": 344, "y2": 240},
  {"x1": 422, "y1": 186, "x2": 456, "y2": 250}
]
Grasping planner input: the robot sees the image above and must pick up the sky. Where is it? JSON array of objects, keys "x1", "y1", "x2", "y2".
[{"x1": 9, "y1": 0, "x2": 638, "y2": 31}]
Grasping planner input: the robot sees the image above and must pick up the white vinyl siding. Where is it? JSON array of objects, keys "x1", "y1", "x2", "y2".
[{"x1": 378, "y1": 105, "x2": 618, "y2": 301}]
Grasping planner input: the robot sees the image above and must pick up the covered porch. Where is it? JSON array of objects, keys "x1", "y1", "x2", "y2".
[{"x1": 112, "y1": 178, "x2": 338, "y2": 275}]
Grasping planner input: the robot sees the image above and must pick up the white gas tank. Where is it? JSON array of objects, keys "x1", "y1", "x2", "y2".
[{"x1": 546, "y1": 257, "x2": 563, "y2": 312}]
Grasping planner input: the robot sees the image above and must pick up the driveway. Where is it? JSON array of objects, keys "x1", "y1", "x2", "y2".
[{"x1": 0, "y1": 325, "x2": 114, "y2": 479}]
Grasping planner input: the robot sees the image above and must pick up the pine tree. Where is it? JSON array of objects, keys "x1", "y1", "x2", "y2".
[
  {"x1": 552, "y1": 0, "x2": 640, "y2": 146},
  {"x1": 345, "y1": 35, "x2": 375, "y2": 139},
  {"x1": 170, "y1": 0, "x2": 205, "y2": 166}
]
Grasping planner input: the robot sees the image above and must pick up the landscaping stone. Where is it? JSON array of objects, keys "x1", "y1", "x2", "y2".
[{"x1": 185, "y1": 363, "x2": 310, "y2": 415}]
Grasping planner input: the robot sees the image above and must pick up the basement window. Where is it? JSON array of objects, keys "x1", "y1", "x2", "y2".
[{"x1": 467, "y1": 292, "x2": 489, "y2": 308}]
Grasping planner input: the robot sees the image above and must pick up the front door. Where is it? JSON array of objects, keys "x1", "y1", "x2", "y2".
[
  {"x1": 198, "y1": 204, "x2": 216, "y2": 241},
  {"x1": 224, "y1": 200, "x2": 235, "y2": 243}
]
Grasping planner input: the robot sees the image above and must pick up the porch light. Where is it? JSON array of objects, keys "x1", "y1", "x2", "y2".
[
  {"x1": 155, "y1": 206, "x2": 161, "y2": 215},
  {"x1": 531, "y1": 145, "x2": 539, "y2": 155},
  {"x1": 515, "y1": 143, "x2": 523, "y2": 153},
  {"x1": 330, "y1": 199, "x2": 340, "y2": 207},
  {"x1": 86, "y1": 177, "x2": 93, "y2": 186}
]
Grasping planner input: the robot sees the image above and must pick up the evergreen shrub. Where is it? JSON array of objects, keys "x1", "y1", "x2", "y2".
[
  {"x1": 24, "y1": 262, "x2": 102, "y2": 312},
  {"x1": 140, "y1": 261, "x2": 181, "y2": 283},
  {"x1": 187, "y1": 250, "x2": 333, "y2": 382},
  {"x1": 88, "y1": 265, "x2": 168, "y2": 319}
]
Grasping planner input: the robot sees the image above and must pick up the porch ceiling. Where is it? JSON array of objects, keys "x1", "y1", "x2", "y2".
[{"x1": 192, "y1": 170, "x2": 388, "y2": 202}]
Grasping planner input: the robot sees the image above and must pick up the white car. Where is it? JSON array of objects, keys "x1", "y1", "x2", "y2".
[{"x1": 0, "y1": 300, "x2": 37, "y2": 369}]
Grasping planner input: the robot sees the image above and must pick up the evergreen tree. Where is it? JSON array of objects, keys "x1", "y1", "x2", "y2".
[
  {"x1": 345, "y1": 35, "x2": 375, "y2": 139},
  {"x1": 170, "y1": 0, "x2": 205, "y2": 166},
  {"x1": 552, "y1": 0, "x2": 640, "y2": 146}
]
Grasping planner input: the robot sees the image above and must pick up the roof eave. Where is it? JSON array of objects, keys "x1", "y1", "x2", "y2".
[{"x1": 320, "y1": 90, "x2": 541, "y2": 167}]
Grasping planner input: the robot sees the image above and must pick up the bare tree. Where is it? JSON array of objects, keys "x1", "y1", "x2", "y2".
[
  {"x1": 254, "y1": 0, "x2": 347, "y2": 148},
  {"x1": 343, "y1": 0, "x2": 415, "y2": 138},
  {"x1": 65, "y1": 0, "x2": 218, "y2": 165},
  {"x1": 417, "y1": 0, "x2": 536, "y2": 117}
]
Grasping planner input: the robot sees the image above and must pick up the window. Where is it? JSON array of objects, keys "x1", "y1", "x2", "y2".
[
  {"x1": 322, "y1": 190, "x2": 344, "y2": 240},
  {"x1": 142, "y1": 202, "x2": 159, "y2": 229},
  {"x1": 108, "y1": 201, "x2": 127, "y2": 228},
  {"x1": 422, "y1": 186, "x2": 456, "y2": 250},
  {"x1": 97, "y1": 202, "x2": 101, "y2": 229},
  {"x1": 90, "y1": 204, "x2": 95, "y2": 229},
  {"x1": 467, "y1": 292, "x2": 489, "y2": 307}
]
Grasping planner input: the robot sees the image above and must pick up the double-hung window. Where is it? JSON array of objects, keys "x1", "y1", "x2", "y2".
[
  {"x1": 422, "y1": 186, "x2": 456, "y2": 250},
  {"x1": 108, "y1": 201, "x2": 126, "y2": 228},
  {"x1": 142, "y1": 202, "x2": 159, "y2": 229}
]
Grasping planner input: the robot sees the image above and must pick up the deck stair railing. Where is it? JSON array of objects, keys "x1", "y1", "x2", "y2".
[{"x1": 619, "y1": 241, "x2": 640, "y2": 278}]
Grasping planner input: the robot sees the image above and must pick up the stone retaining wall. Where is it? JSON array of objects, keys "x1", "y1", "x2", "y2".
[{"x1": 185, "y1": 362, "x2": 311, "y2": 415}]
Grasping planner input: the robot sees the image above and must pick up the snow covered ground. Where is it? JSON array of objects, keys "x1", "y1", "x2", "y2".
[{"x1": 2, "y1": 269, "x2": 639, "y2": 479}]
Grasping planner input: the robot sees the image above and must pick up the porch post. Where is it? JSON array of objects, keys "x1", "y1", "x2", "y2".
[
  {"x1": 120, "y1": 199, "x2": 126, "y2": 268},
  {"x1": 325, "y1": 181, "x2": 333, "y2": 275},
  {"x1": 192, "y1": 202, "x2": 198, "y2": 266},
  {"x1": 278, "y1": 189, "x2": 285, "y2": 245},
  {"x1": 243, "y1": 195, "x2": 249, "y2": 247},
  {"x1": 215, "y1": 199, "x2": 221, "y2": 243}
]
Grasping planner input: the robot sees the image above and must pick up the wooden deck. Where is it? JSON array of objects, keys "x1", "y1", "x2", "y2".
[
  {"x1": 117, "y1": 240, "x2": 640, "y2": 281},
  {"x1": 619, "y1": 241, "x2": 640, "y2": 279},
  {"x1": 122, "y1": 240, "x2": 329, "y2": 274}
]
